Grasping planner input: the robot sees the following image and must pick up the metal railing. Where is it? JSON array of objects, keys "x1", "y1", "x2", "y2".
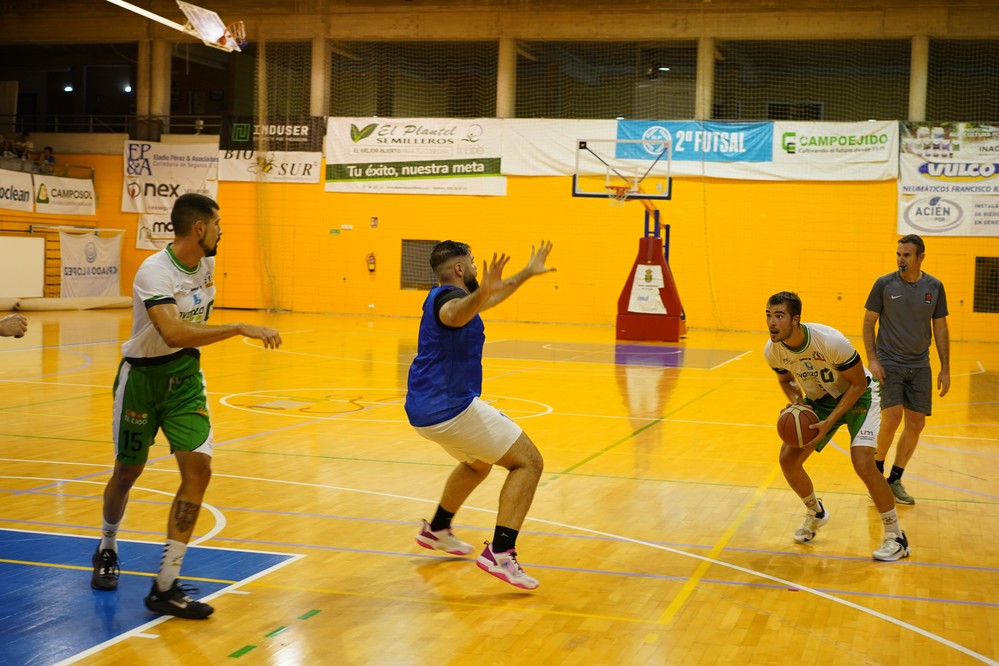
[
  {"x1": 0, "y1": 115, "x2": 224, "y2": 136},
  {"x1": 0, "y1": 155, "x2": 92, "y2": 179}
]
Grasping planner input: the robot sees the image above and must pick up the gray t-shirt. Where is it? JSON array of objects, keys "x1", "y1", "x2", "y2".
[{"x1": 864, "y1": 271, "x2": 948, "y2": 367}]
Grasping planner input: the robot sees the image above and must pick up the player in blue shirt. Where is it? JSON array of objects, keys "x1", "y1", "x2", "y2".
[{"x1": 406, "y1": 240, "x2": 555, "y2": 589}]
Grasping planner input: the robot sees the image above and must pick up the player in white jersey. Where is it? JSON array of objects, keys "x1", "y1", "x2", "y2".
[
  {"x1": 90, "y1": 194, "x2": 283, "y2": 618},
  {"x1": 764, "y1": 291, "x2": 909, "y2": 561}
]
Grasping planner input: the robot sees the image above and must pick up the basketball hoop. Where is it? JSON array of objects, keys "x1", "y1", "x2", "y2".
[
  {"x1": 607, "y1": 185, "x2": 632, "y2": 207},
  {"x1": 223, "y1": 20, "x2": 247, "y2": 50}
]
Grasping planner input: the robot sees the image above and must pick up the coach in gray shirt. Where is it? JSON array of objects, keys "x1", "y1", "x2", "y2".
[{"x1": 862, "y1": 234, "x2": 950, "y2": 505}]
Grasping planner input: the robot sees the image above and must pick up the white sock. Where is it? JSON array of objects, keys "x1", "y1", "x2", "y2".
[
  {"x1": 155, "y1": 539, "x2": 188, "y2": 592},
  {"x1": 880, "y1": 508, "x2": 900, "y2": 537},
  {"x1": 802, "y1": 493, "x2": 822, "y2": 516},
  {"x1": 100, "y1": 517, "x2": 121, "y2": 552}
]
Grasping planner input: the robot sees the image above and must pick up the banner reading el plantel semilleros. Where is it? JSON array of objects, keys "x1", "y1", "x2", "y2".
[
  {"x1": 898, "y1": 122, "x2": 999, "y2": 237},
  {"x1": 325, "y1": 118, "x2": 506, "y2": 195}
]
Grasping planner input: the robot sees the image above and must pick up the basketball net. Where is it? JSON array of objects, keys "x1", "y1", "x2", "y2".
[
  {"x1": 607, "y1": 185, "x2": 631, "y2": 207},
  {"x1": 223, "y1": 20, "x2": 247, "y2": 49}
]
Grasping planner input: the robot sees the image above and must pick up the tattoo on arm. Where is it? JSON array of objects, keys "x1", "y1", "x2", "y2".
[{"x1": 172, "y1": 500, "x2": 201, "y2": 534}]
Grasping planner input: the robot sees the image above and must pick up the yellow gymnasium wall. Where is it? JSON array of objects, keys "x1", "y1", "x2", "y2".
[{"x1": 46, "y1": 153, "x2": 998, "y2": 342}]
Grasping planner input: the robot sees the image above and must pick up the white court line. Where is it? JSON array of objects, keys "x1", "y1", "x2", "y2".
[
  {"x1": 219, "y1": 387, "x2": 554, "y2": 422},
  {"x1": 0, "y1": 475, "x2": 226, "y2": 546},
  {"x1": 215, "y1": 471, "x2": 993, "y2": 664},
  {"x1": 8, "y1": 465, "x2": 996, "y2": 664}
]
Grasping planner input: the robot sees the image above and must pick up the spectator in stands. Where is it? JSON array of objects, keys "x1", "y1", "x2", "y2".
[
  {"x1": 14, "y1": 132, "x2": 33, "y2": 159},
  {"x1": 1, "y1": 139, "x2": 16, "y2": 158},
  {"x1": 38, "y1": 146, "x2": 56, "y2": 174}
]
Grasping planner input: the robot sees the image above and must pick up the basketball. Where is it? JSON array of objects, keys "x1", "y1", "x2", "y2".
[{"x1": 777, "y1": 404, "x2": 820, "y2": 447}]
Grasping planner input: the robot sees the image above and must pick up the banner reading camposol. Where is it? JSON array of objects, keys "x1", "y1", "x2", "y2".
[
  {"x1": 325, "y1": 118, "x2": 506, "y2": 195},
  {"x1": 60, "y1": 232, "x2": 121, "y2": 297},
  {"x1": 34, "y1": 174, "x2": 96, "y2": 216},
  {"x1": 898, "y1": 122, "x2": 999, "y2": 236},
  {"x1": 121, "y1": 141, "x2": 219, "y2": 214}
]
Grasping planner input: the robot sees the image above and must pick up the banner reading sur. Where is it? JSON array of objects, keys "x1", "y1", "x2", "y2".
[
  {"x1": 122, "y1": 141, "x2": 219, "y2": 214},
  {"x1": 898, "y1": 122, "x2": 999, "y2": 236},
  {"x1": 34, "y1": 174, "x2": 96, "y2": 216},
  {"x1": 60, "y1": 232, "x2": 121, "y2": 297},
  {"x1": 325, "y1": 118, "x2": 506, "y2": 195}
]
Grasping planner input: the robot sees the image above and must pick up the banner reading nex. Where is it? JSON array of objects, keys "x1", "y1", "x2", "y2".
[{"x1": 325, "y1": 118, "x2": 506, "y2": 195}]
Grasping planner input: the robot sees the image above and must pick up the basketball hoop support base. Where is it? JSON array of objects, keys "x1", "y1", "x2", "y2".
[{"x1": 616, "y1": 235, "x2": 686, "y2": 343}]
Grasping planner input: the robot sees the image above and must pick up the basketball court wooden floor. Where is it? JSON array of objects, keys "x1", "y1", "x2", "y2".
[{"x1": 1, "y1": 308, "x2": 996, "y2": 665}]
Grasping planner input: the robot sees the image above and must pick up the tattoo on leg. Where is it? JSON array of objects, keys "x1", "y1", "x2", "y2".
[{"x1": 172, "y1": 500, "x2": 201, "y2": 534}]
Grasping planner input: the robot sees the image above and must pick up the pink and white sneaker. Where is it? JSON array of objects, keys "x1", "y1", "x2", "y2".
[
  {"x1": 476, "y1": 542, "x2": 540, "y2": 590},
  {"x1": 415, "y1": 520, "x2": 473, "y2": 556}
]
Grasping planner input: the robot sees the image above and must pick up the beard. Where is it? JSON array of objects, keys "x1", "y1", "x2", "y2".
[
  {"x1": 199, "y1": 235, "x2": 220, "y2": 258},
  {"x1": 464, "y1": 275, "x2": 479, "y2": 292}
]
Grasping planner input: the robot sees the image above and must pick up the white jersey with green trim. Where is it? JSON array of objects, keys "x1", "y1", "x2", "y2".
[
  {"x1": 763, "y1": 323, "x2": 868, "y2": 401},
  {"x1": 121, "y1": 245, "x2": 215, "y2": 360}
]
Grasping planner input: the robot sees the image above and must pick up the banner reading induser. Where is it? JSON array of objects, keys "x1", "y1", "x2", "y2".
[
  {"x1": 898, "y1": 122, "x2": 999, "y2": 236},
  {"x1": 122, "y1": 141, "x2": 219, "y2": 214},
  {"x1": 325, "y1": 118, "x2": 506, "y2": 195},
  {"x1": 60, "y1": 232, "x2": 121, "y2": 297},
  {"x1": 220, "y1": 116, "x2": 324, "y2": 183}
]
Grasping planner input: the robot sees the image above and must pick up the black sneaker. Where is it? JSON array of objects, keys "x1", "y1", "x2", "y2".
[
  {"x1": 90, "y1": 548, "x2": 119, "y2": 591},
  {"x1": 144, "y1": 580, "x2": 215, "y2": 619}
]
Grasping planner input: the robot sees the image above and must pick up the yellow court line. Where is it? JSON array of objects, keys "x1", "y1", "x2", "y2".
[
  {"x1": 3, "y1": 557, "x2": 652, "y2": 626},
  {"x1": 246, "y1": 581, "x2": 657, "y2": 625},
  {"x1": 657, "y1": 464, "x2": 782, "y2": 625},
  {"x1": 0, "y1": 558, "x2": 236, "y2": 584}
]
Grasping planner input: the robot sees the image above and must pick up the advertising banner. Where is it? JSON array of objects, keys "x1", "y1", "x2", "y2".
[
  {"x1": 772, "y1": 121, "x2": 898, "y2": 180},
  {"x1": 898, "y1": 122, "x2": 999, "y2": 236},
  {"x1": 136, "y1": 214, "x2": 174, "y2": 251},
  {"x1": 60, "y1": 232, "x2": 121, "y2": 297},
  {"x1": 122, "y1": 141, "x2": 219, "y2": 213},
  {"x1": 0, "y1": 168, "x2": 34, "y2": 212},
  {"x1": 33, "y1": 174, "x2": 96, "y2": 216},
  {"x1": 617, "y1": 121, "x2": 774, "y2": 163},
  {"x1": 0, "y1": 169, "x2": 35, "y2": 213},
  {"x1": 219, "y1": 150, "x2": 323, "y2": 183},
  {"x1": 221, "y1": 116, "x2": 325, "y2": 152},
  {"x1": 325, "y1": 118, "x2": 506, "y2": 195}
]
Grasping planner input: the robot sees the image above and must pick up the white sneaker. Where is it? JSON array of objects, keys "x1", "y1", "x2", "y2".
[
  {"x1": 415, "y1": 520, "x2": 473, "y2": 556},
  {"x1": 793, "y1": 499, "x2": 829, "y2": 543},
  {"x1": 873, "y1": 530, "x2": 910, "y2": 562},
  {"x1": 476, "y1": 542, "x2": 540, "y2": 590}
]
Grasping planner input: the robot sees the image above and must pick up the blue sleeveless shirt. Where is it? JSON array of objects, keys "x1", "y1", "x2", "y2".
[{"x1": 405, "y1": 285, "x2": 485, "y2": 427}]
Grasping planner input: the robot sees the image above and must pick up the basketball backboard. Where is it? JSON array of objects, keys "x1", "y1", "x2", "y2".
[
  {"x1": 572, "y1": 138, "x2": 672, "y2": 201},
  {"x1": 177, "y1": 0, "x2": 242, "y2": 52}
]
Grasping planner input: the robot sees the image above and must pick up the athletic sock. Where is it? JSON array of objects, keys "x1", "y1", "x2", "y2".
[
  {"x1": 99, "y1": 517, "x2": 121, "y2": 552},
  {"x1": 802, "y1": 493, "x2": 823, "y2": 517},
  {"x1": 887, "y1": 465, "x2": 905, "y2": 484},
  {"x1": 880, "y1": 508, "x2": 900, "y2": 537},
  {"x1": 492, "y1": 525, "x2": 519, "y2": 553},
  {"x1": 429, "y1": 506, "x2": 456, "y2": 532},
  {"x1": 875, "y1": 459, "x2": 885, "y2": 474},
  {"x1": 154, "y1": 539, "x2": 188, "y2": 593}
]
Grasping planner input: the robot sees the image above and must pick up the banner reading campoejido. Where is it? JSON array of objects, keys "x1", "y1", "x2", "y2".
[
  {"x1": 34, "y1": 174, "x2": 96, "y2": 216},
  {"x1": 60, "y1": 232, "x2": 121, "y2": 297},
  {"x1": 122, "y1": 141, "x2": 219, "y2": 214},
  {"x1": 898, "y1": 122, "x2": 999, "y2": 236},
  {"x1": 325, "y1": 118, "x2": 506, "y2": 195}
]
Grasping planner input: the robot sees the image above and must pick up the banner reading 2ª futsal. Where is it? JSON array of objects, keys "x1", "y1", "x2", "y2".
[{"x1": 325, "y1": 118, "x2": 506, "y2": 195}]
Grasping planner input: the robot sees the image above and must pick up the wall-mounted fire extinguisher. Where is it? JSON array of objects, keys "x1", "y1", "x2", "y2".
[{"x1": 366, "y1": 252, "x2": 376, "y2": 272}]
